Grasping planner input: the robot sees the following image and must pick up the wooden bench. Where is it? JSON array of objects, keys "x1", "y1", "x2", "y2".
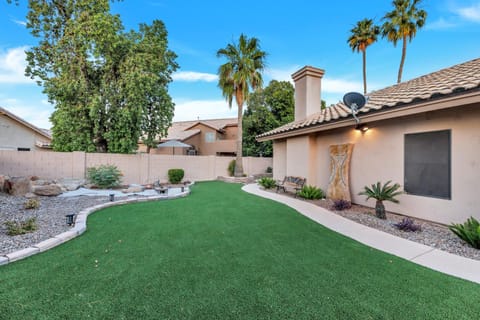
[{"x1": 275, "y1": 176, "x2": 306, "y2": 198}]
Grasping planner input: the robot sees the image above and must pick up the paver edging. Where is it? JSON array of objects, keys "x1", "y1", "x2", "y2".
[{"x1": 0, "y1": 187, "x2": 192, "y2": 266}]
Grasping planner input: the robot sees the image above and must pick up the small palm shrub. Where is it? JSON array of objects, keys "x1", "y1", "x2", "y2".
[
  {"x1": 394, "y1": 218, "x2": 422, "y2": 232},
  {"x1": 449, "y1": 217, "x2": 480, "y2": 249},
  {"x1": 258, "y1": 177, "x2": 276, "y2": 189},
  {"x1": 87, "y1": 165, "x2": 122, "y2": 189},
  {"x1": 168, "y1": 169, "x2": 185, "y2": 184},
  {"x1": 5, "y1": 218, "x2": 38, "y2": 236},
  {"x1": 227, "y1": 160, "x2": 236, "y2": 177},
  {"x1": 24, "y1": 198, "x2": 40, "y2": 210},
  {"x1": 358, "y1": 181, "x2": 402, "y2": 219},
  {"x1": 298, "y1": 185, "x2": 325, "y2": 200},
  {"x1": 332, "y1": 199, "x2": 352, "y2": 211}
]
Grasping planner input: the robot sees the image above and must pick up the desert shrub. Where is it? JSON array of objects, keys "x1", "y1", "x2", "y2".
[
  {"x1": 258, "y1": 177, "x2": 276, "y2": 189},
  {"x1": 358, "y1": 181, "x2": 402, "y2": 219},
  {"x1": 5, "y1": 218, "x2": 38, "y2": 236},
  {"x1": 394, "y1": 218, "x2": 422, "y2": 232},
  {"x1": 298, "y1": 185, "x2": 325, "y2": 200},
  {"x1": 332, "y1": 199, "x2": 352, "y2": 211},
  {"x1": 24, "y1": 198, "x2": 40, "y2": 210},
  {"x1": 87, "y1": 165, "x2": 122, "y2": 189},
  {"x1": 168, "y1": 169, "x2": 185, "y2": 184},
  {"x1": 227, "y1": 160, "x2": 236, "y2": 177},
  {"x1": 449, "y1": 217, "x2": 480, "y2": 249},
  {"x1": 266, "y1": 166, "x2": 273, "y2": 174}
]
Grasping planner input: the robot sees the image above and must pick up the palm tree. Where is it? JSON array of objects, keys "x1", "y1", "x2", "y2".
[
  {"x1": 347, "y1": 18, "x2": 380, "y2": 95},
  {"x1": 382, "y1": 0, "x2": 427, "y2": 83},
  {"x1": 358, "y1": 181, "x2": 403, "y2": 219},
  {"x1": 217, "y1": 34, "x2": 267, "y2": 177}
]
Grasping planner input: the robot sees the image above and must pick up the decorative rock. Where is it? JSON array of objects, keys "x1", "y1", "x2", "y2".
[
  {"x1": 24, "y1": 192, "x2": 37, "y2": 199},
  {"x1": 5, "y1": 177, "x2": 32, "y2": 196},
  {"x1": 33, "y1": 184, "x2": 63, "y2": 196},
  {"x1": 0, "y1": 175, "x2": 9, "y2": 192},
  {"x1": 122, "y1": 186, "x2": 144, "y2": 193},
  {"x1": 58, "y1": 178, "x2": 86, "y2": 191}
]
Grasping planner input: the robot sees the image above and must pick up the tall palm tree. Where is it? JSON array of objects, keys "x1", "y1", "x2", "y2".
[
  {"x1": 217, "y1": 34, "x2": 267, "y2": 177},
  {"x1": 347, "y1": 18, "x2": 380, "y2": 95},
  {"x1": 382, "y1": 0, "x2": 427, "y2": 83}
]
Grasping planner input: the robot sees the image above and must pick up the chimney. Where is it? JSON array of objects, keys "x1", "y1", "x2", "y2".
[{"x1": 291, "y1": 66, "x2": 325, "y2": 121}]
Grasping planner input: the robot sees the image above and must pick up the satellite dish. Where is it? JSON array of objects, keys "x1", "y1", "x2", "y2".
[{"x1": 343, "y1": 92, "x2": 367, "y2": 123}]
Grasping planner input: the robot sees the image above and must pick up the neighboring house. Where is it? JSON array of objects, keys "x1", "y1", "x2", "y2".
[
  {"x1": 139, "y1": 118, "x2": 238, "y2": 156},
  {"x1": 257, "y1": 58, "x2": 480, "y2": 224},
  {"x1": 0, "y1": 107, "x2": 52, "y2": 151}
]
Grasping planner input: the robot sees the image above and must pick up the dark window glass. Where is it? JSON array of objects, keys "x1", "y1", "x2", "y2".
[{"x1": 404, "y1": 130, "x2": 451, "y2": 199}]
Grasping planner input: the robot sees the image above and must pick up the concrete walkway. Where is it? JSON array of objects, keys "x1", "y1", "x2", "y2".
[{"x1": 242, "y1": 184, "x2": 480, "y2": 285}]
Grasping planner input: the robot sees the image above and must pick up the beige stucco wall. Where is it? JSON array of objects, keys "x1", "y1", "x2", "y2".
[
  {"x1": 273, "y1": 103, "x2": 480, "y2": 224},
  {"x1": 0, "y1": 114, "x2": 51, "y2": 151},
  {"x1": 0, "y1": 150, "x2": 272, "y2": 184}
]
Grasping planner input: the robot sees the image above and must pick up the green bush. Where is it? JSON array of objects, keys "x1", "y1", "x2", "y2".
[
  {"x1": 298, "y1": 185, "x2": 325, "y2": 200},
  {"x1": 358, "y1": 181, "x2": 402, "y2": 219},
  {"x1": 449, "y1": 217, "x2": 480, "y2": 249},
  {"x1": 227, "y1": 160, "x2": 236, "y2": 177},
  {"x1": 87, "y1": 164, "x2": 122, "y2": 189},
  {"x1": 168, "y1": 169, "x2": 185, "y2": 184},
  {"x1": 24, "y1": 198, "x2": 40, "y2": 210},
  {"x1": 258, "y1": 177, "x2": 276, "y2": 189},
  {"x1": 5, "y1": 218, "x2": 38, "y2": 236}
]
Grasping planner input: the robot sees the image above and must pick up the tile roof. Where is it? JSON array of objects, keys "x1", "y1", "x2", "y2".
[
  {"x1": 258, "y1": 57, "x2": 480, "y2": 139},
  {"x1": 164, "y1": 117, "x2": 237, "y2": 141}
]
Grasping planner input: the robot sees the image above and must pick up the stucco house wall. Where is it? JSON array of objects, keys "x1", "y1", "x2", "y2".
[
  {"x1": 259, "y1": 59, "x2": 480, "y2": 225},
  {"x1": 0, "y1": 107, "x2": 51, "y2": 151}
]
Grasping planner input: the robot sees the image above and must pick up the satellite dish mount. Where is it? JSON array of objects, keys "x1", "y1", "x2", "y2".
[{"x1": 343, "y1": 92, "x2": 367, "y2": 124}]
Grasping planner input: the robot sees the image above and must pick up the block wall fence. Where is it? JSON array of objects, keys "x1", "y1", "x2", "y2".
[{"x1": 0, "y1": 151, "x2": 272, "y2": 184}]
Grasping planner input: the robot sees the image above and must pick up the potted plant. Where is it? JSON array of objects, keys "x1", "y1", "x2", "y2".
[{"x1": 358, "y1": 181, "x2": 402, "y2": 219}]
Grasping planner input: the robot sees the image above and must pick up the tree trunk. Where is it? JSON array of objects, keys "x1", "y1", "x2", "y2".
[
  {"x1": 146, "y1": 145, "x2": 151, "y2": 154},
  {"x1": 375, "y1": 200, "x2": 386, "y2": 219},
  {"x1": 234, "y1": 91, "x2": 244, "y2": 177},
  {"x1": 362, "y1": 49, "x2": 367, "y2": 95},
  {"x1": 397, "y1": 35, "x2": 407, "y2": 83}
]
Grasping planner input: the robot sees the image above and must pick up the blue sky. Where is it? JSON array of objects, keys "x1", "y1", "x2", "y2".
[{"x1": 0, "y1": 0, "x2": 479, "y2": 129}]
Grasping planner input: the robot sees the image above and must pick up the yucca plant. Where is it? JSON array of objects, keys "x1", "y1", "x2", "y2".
[
  {"x1": 358, "y1": 181, "x2": 402, "y2": 219},
  {"x1": 449, "y1": 217, "x2": 480, "y2": 249}
]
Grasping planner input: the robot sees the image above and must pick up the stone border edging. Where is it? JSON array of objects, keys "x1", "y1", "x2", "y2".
[{"x1": 0, "y1": 185, "x2": 193, "y2": 266}]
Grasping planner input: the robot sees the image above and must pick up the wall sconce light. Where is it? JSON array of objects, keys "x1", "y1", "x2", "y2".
[{"x1": 355, "y1": 124, "x2": 369, "y2": 132}]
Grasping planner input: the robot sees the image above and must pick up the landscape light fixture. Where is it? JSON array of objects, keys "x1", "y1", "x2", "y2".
[
  {"x1": 65, "y1": 213, "x2": 76, "y2": 226},
  {"x1": 355, "y1": 124, "x2": 369, "y2": 132},
  {"x1": 109, "y1": 193, "x2": 115, "y2": 201}
]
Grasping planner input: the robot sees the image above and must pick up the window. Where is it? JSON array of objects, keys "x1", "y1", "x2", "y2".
[
  {"x1": 205, "y1": 132, "x2": 215, "y2": 143},
  {"x1": 404, "y1": 130, "x2": 451, "y2": 199}
]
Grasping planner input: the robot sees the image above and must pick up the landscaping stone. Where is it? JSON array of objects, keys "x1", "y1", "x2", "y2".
[
  {"x1": 0, "y1": 256, "x2": 9, "y2": 265},
  {"x1": 122, "y1": 185, "x2": 144, "y2": 193},
  {"x1": 5, "y1": 247, "x2": 39, "y2": 262},
  {"x1": 5, "y1": 176, "x2": 32, "y2": 196},
  {"x1": 24, "y1": 192, "x2": 37, "y2": 199},
  {"x1": 0, "y1": 175, "x2": 9, "y2": 192},
  {"x1": 34, "y1": 238, "x2": 62, "y2": 252},
  {"x1": 33, "y1": 184, "x2": 63, "y2": 196},
  {"x1": 58, "y1": 178, "x2": 86, "y2": 191}
]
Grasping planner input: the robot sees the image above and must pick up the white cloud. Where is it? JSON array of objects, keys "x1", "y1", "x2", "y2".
[
  {"x1": 322, "y1": 77, "x2": 363, "y2": 94},
  {"x1": 173, "y1": 99, "x2": 237, "y2": 121},
  {"x1": 0, "y1": 46, "x2": 34, "y2": 84},
  {"x1": 172, "y1": 71, "x2": 218, "y2": 82},
  {"x1": 426, "y1": 17, "x2": 457, "y2": 30},
  {"x1": 0, "y1": 98, "x2": 53, "y2": 129},
  {"x1": 12, "y1": 19, "x2": 27, "y2": 26},
  {"x1": 455, "y1": 3, "x2": 480, "y2": 22}
]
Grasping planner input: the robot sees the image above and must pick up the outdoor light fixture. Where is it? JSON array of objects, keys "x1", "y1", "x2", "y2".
[
  {"x1": 109, "y1": 193, "x2": 115, "y2": 201},
  {"x1": 65, "y1": 213, "x2": 76, "y2": 226},
  {"x1": 355, "y1": 124, "x2": 369, "y2": 132}
]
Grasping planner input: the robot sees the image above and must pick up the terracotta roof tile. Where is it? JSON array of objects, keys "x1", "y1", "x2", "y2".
[{"x1": 258, "y1": 57, "x2": 480, "y2": 139}]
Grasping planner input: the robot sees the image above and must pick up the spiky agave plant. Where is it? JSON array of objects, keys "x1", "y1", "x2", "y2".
[{"x1": 358, "y1": 181, "x2": 403, "y2": 219}]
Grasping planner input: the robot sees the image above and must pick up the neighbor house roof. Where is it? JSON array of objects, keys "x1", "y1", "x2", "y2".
[
  {"x1": 258, "y1": 57, "x2": 480, "y2": 140},
  {"x1": 164, "y1": 118, "x2": 237, "y2": 141},
  {"x1": 0, "y1": 106, "x2": 52, "y2": 143}
]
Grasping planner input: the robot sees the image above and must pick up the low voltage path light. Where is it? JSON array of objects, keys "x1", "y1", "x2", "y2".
[
  {"x1": 65, "y1": 213, "x2": 75, "y2": 226},
  {"x1": 109, "y1": 193, "x2": 115, "y2": 201}
]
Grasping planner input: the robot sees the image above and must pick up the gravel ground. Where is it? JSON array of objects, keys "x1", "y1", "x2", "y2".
[{"x1": 0, "y1": 194, "x2": 109, "y2": 256}]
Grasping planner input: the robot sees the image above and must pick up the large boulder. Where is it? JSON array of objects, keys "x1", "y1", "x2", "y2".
[
  {"x1": 33, "y1": 184, "x2": 63, "y2": 196},
  {"x1": 0, "y1": 175, "x2": 9, "y2": 193},
  {"x1": 4, "y1": 177, "x2": 32, "y2": 196},
  {"x1": 122, "y1": 185, "x2": 144, "y2": 194},
  {"x1": 57, "y1": 178, "x2": 86, "y2": 191}
]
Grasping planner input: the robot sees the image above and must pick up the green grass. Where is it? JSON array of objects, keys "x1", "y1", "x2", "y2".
[{"x1": 0, "y1": 181, "x2": 479, "y2": 319}]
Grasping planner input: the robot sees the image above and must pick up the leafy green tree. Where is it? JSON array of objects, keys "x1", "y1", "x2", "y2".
[
  {"x1": 348, "y1": 18, "x2": 380, "y2": 94},
  {"x1": 243, "y1": 80, "x2": 294, "y2": 157},
  {"x1": 24, "y1": 0, "x2": 177, "y2": 153},
  {"x1": 217, "y1": 34, "x2": 267, "y2": 176},
  {"x1": 382, "y1": 0, "x2": 427, "y2": 83}
]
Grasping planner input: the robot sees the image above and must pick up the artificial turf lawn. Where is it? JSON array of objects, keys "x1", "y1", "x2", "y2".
[{"x1": 0, "y1": 181, "x2": 479, "y2": 319}]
